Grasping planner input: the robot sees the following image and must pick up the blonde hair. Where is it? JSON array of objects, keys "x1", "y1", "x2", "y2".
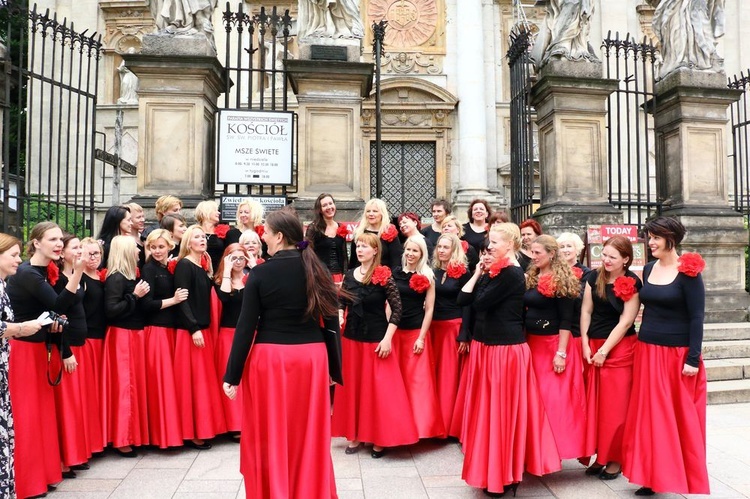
[
  {"x1": 402, "y1": 236, "x2": 434, "y2": 282},
  {"x1": 354, "y1": 198, "x2": 390, "y2": 239},
  {"x1": 107, "y1": 235, "x2": 138, "y2": 280},
  {"x1": 194, "y1": 200, "x2": 219, "y2": 225},
  {"x1": 155, "y1": 195, "x2": 183, "y2": 219},
  {"x1": 432, "y1": 233, "x2": 467, "y2": 270},
  {"x1": 145, "y1": 229, "x2": 176, "y2": 254},
  {"x1": 556, "y1": 232, "x2": 584, "y2": 259},
  {"x1": 79, "y1": 237, "x2": 102, "y2": 253},
  {"x1": 491, "y1": 223, "x2": 522, "y2": 253},
  {"x1": 239, "y1": 229, "x2": 262, "y2": 255},
  {"x1": 354, "y1": 232, "x2": 382, "y2": 285},
  {"x1": 236, "y1": 200, "x2": 264, "y2": 230},
  {"x1": 126, "y1": 202, "x2": 143, "y2": 215},
  {"x1": 440, "y1": 215, "x2": 464, "y2": 237},
  {"x1": 525, "y1": 235, "x2": 580, "y2": 298},
  {"x1": 178, "y1": 225, "x2": 212, "y2": 275}
]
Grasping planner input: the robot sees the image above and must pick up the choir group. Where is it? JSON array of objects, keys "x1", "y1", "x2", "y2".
[{"x1": 0, "y1": 193, "x2": 708, "y2": 499}]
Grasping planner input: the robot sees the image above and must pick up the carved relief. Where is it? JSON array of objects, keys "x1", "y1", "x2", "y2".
[
  {"x1": 383, "y1": 51, "x2": 441, "y2": 74},
  {"x1": 636, "y1": 4, "x2": 660, "y2": 49},
  {"x1": 365, "y1": 0, "x2": 444, "y2": 52}
]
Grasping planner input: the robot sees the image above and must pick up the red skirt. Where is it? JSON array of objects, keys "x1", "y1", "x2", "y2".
[
  {"x1": 393, "y1": 328, "x2": 446, "y2": 438},
  {"x1": 102, "y1": 327, "x2": 149, "y2": 448},
  {"x1": 241, "y1": 343, "x2": 337, "y2": 499},
  {"x1": 430, "y1": 319, "x2": 462, "y2": 432},
  {"x1": 583, "y1": 335, "x2": 635, "y2": 464},
  {"x1": 448, "y1": 352, "x2": 470, "y2": 439},
  {"x1": 622, "y1": 342, "x2": 709, "y2": 494},
  {"x1": 526, "y1": 333, "x2": 587, "y2": 459},
  {"x1": 174, "y1": 329, "x2": 227, "y2": 440},
  {"x1": 331, "y1": 337, "x2": 419, "y2": 447},
  {"x1": 9, "y1": 340, "x2": 62, "y2": 499},
  {"x1": 80, "y1": 338, "x2": 105, "y2": 454},
  {"x1": 52, "y1": 345, "x2": 91, "y2": 467},
  {"x1": 461, "y1": 341, "x2": 561, "y2": 493},
  {"x1": 216, "y1": 326, "x2": 242, "y2": 432},
  {"x1": 144, "y1": 326, "x2": 183, "y2": 448},
  {"x1": 570, "y1": 336, "x2": 588, "y2": 385}
]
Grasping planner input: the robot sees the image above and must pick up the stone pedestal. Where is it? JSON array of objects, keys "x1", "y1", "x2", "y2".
[
  {"x1": 123, "y1": 34, "x2": 226, "y2": 199},
  {"x1": 653, "y1": 68, "x2": 749, "y2": 322},
  {"x1": 286, "y1": 59, "x2": 373, "y2": 208},
  {"x1": 530, "y1": 60, "x2": 622, "y2": 235}
]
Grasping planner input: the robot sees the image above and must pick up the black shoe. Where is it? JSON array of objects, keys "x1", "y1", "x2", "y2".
[
  {"x1": 585, "y1": 463, "x2": 604, "y2": 476},
  {"x1": 599, "y1": 466, "x2": 621, "y2": 480},
  {"x1": 635, "y1": 487, "x2": 655, "y2": 496},
  {"x1": 185, "y1": 440, "x2": 212, "y2": 450},
  {"x1": 370, "y1": 447, "x2": 386, "y2": 459},
  {"x1": 61, "y1": 470, "x2": 77, "y2": 479},
  {"x1": 28, "y1": 493, "x2": 48, "y2": 498},
  {"x1": 504, "y1": 483, "x2": 519, "y2": 497},
  {"x1": 482, "y1": 488, "x2": 505, "y2": 498},
  {"x1": 71, "y1": 463, "x2": 90, "y2": 470},
  {"x1": 344, "y1": 443, "x2": 362, "y2": 455},
  {"x1": 113, "y1": 447, "x2": 138, "y2": 458}
]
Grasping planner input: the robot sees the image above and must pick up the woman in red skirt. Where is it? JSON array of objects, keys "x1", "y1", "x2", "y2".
[
  {"x1": 622, "y1": 217, "x2": 709, "y2": 496},
  {"x1": 458, "y1": 224, "x2": 561, "y2": 497},
  {"x1": 524, "y1": 235, "x2": 587, "y2": 460},
  {"x1": 305, "y1": 193, "x2": 348, "y2": 284},
  {"x1": 140, "y1": 229, "x2": 189, "y2": 448},
  {"x1": 557, "y1": 232, "x2": 591, "y2": 384},
  {"x1": 579, "y1": 235, "x2": 641, "y2": 480},
  {"x1": 333, "y1": 232, "x2": 419, "y2": 458},
  {"x1": 223, "y1": 208, "x2": 340, "y2": 498},
  {"x1": 392, "y1": 236, "x2": 445, "y2": 439},
  {"x1": 102, "y1": 235, "x2": 151, "y2": 457}
]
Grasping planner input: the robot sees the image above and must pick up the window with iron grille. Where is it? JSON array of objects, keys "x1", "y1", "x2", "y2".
[{"x1": 370, "y1": 141, "x2": 436, "y2": 217}]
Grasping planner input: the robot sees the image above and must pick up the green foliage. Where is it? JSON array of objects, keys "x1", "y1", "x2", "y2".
[{"x1": 22, "y1": 196, "x2": 86, "y2": 240}]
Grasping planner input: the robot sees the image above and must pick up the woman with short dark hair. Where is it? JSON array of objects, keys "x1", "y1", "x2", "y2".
[{"x1": 462, "y1": 199, "x2": 492, "y2": 253}]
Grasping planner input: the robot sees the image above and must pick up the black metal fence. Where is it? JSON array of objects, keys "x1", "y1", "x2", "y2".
[
  {"x1": 729, "y1": 71, "x2": 750, "y2": 214},
  {"x1": 0, "y1": 2, "x2": 102, "y2": 239},
  {"x1": 220, "y1": 3, "x2": 297, "y2": 197},
  {"x1": 602, "y1": 32, "x2": 661, "y2": 228}
]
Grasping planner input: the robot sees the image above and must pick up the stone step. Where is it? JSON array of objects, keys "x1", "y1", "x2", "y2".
[
  {"x1": 707, "y1": 379, "x2": 750, "y2": 404},
  {"x1": 702, "y1": 339, "x2": 750, "y2": 360},
  {"x1": 704, "y1": 323, "x2": 750, "y2": 341},
  {"x1": 704, "y1": 358, "x2": 750, "y2": 381}
]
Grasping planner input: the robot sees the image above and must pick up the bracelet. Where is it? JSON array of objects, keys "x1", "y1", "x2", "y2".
[
  {"x1": 555, "y1": 350, "x2": 567, "y2": 359},
  {"x1": 597, "y1": 348, "x2": 608, "y2": 358},
  {"x1": 18, "y1": 324, "x2": 23, "y2": 337},
  {"x1": 222, "y1": 276, "x2": 231, "y2": 280}
]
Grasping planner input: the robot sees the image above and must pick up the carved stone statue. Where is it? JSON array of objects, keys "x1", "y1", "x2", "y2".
[
  {"x1": 117, "y1": 50, "x2": 139, "y2": 105},
  {"x1": 263, "y1": 39, "x2": 293, "y2": 91},
  {"x1": 158, "y1": 0, "x2": 217, "y2": 47},
  {"x1": 647, "y1": 0, "x2": 725, "y2": 79},
  {"x1": 531, "y1": 0, "x2": 599, "y2": 70},
  {"x1": 297, "y1": 0, "x2": 364, "y2": 40}
]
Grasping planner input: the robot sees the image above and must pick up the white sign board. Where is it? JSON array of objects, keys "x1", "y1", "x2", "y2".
[{"x1": 217, "y1": 110, "x2": 294, "y2": 185}]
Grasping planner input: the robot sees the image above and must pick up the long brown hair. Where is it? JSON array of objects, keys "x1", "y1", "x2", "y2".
[
  {"x1": 26, "y1": 221, "x2": 61, "y2": 257},
  {"x1": 526, "y1": 235, "x2": 580, "y2": 298},
  {"x1": 595, "y1": 235, "x2": 633, "y2": 300},
  {"x1": 213, "y1": 243, "x2": 248, "y2": 285}
]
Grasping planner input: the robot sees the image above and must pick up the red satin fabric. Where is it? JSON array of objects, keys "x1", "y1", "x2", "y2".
[
  {"x1": 570, "y1": 336, "x2": 588, "y2": 387},
  {"x1": 216, "y1": 326, "x2": 242, "y2": 431},
  {"x1": 240, "y1": 343, "x2": 337, "y2": 499},
  {"x1": 461, "y1": 341, "x2": 561, "y2": 493},
  {"x1": 144, "y1": 325, "x2": 183, "y2": 448},
  {"x1": 331, "y1": 337, "x2": 419, "y2": 447},
  {"x1": 526, "y1": 333, "x2": 587, "y2": 459},
  {"x1": 174, "y1": 329, "x2": 227, "y2": 440},
  {"x1": 430, "y1": 319, "x2": 462, "y2": 432},
  {"x1": 80, "y1": 338, "x2": 105, "y2": 454},
  {"x1": 102, "y1": 327, "x2": 149, "y2": 448},
  {"x1": 622, "y1": 342, "x2": 709, "y2": 494},
  {"x1": 393, "y1": 328, "x2": 446, "y2": 439},
  {"x1": 10, "y1": 340, "x2": 62, "y2": 498},
  {"x1": 583, "y1": 335, "x2": 635, "y2": 464},
  {"x1": 52, "y1": 345, "x2": 91, "y2": 467},
  {"x1": 448, "y1": 353, "x2": 470, "y2": 440}
]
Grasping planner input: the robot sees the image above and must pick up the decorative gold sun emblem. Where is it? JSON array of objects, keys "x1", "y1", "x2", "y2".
[{"x1": 368, "y1": 0, "x2": 438, "y2": 48}]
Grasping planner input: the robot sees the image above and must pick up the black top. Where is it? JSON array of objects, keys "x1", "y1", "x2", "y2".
[
  {"x1": 433, "y1": 268, "x2": 471, "y2": 321},
  {"x1": 306, "y1": 225, "x2": 347, "y2": 275},
  {"x1": 638, "y1": 261, "x2": 705, "y2": 367},
  {"x1": 457, "y1": 265, "x2": 526, "y2": 345},
  {"x1": 7, "y1": 262, "x2": 77, "y2": 343},
  {"x1": 225, "y1": 227, "x2": 242, "y2": 246},
  {"x1": 523, "y1": 285, "x2": 575, "y2": 336},
  {"x1": 54, "y1": 273, "x2": 87, "y2": 355},
  {"x1": 205, "y1": 233, "x2": 226, "y2": 274},
  {"x1": 169, "y1": 243, "x2": 181, "y2": 259},
  {"x1": 140, "y1": 260, "x2": 178, "y2": 328},
  {"x1": 517, "y1": 252, "x2": 532, "y2": 272},
  {"x1": 586, "y1": 269, "x2": 642, "y2": 340},
  {"x1": 349, "y1": 229, "x2": 403, "y2": 270},
  {"x1": 392, "y1": 268, "x2": 430, "y2": 330},
  {"x1": 224, "y1": 250, "x2": 337, "y2": 385},
  {"x1": 216, "y1": 285, "x2": 244, "y2": 328},
  {"x1": 461, "y1": 223, "x2": 487, "y2": 253},
  {"x1": 570, "y1": 262, "x2": 592, "y2": 338},
  {"x1": 81, "y1": 273, "x2": 106, "y2": 339},
  {"x1": 421, "y1": 225, "x2": 441, "y2": 247},
  {"x1": 174, "y1": 258, "x2": 213, "y2": 333},
  {"x1": 462, "y1": 242, "x2": 479, "y2": 273},
  {"x1": 105, "y1": 272, "x2": 145, "y2": 330},
  {"x1": 340, "y1": 270, "x2": 402, "y2": 343}
]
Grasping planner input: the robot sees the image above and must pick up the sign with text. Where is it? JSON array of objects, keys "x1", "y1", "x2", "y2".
[
  {"x1": 586, "y1": 224, "x2": 646, "y2": 279},
  {"x1": 217, "y1": 110, "x2": 294, "y2": 185},
  {"x1": 219, "y1": 195, "x2": 287, "y2": 222}
]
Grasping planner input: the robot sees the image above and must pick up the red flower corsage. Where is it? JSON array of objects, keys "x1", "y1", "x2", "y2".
[
  {"x1": 254, "y1": 225, "x2": 264, "y2": 238},
  {"x1": 98, "y1": 269, "x2": 108, "y2": 282},
  {"x1": 167, "y1": 259, "x2": 178, "y2": 274},
  {"x1": 214, "y1": 224, "x2": 230, "y2": 239},
  {"x1": 336, "y1": 224, "x2": 349, "y2": 240},
  {"x1": 613, "y1": 275, "x2": 637, "y2": 302},
  {"x1": 409, "y1": 273, "x2": 430, "y2": 293},
  {"x1": 678, "y1": 252, "x2": 705, "y2": 277},
  {"x1": 537, "y1": 273, "x2": 556, "y2": 298},
  {"x1": 571, "y1": 266, "x2": 583, "y2": 279},
  {"x1": 371, "y1": 265, "x2": 391, "y2": 286},
  {"x1": 242, "y1": 273, "x2": 249, "y2": 285},
  {"x1": 488, "y1": 257, "x2": 511, "y2": 278},
  {"x1": 46, "y1": 262, "x2": 59, "y2": 286},
  {"x1": 381, "y1": 224, "x2": 398, "y2": 243},
  {"x1": 135, "y1": 267, "x2": 140, "y2": 279},
  {"x1": 460, "y1": 240, "x2": 469, "y2": 253},
  {"x1": 200, "y1": 253, "x2": 211, "y2": 272},
  {"x1": 446, "y1": 262, "x2": 467, "y2": 279},
  {"x1": 255, "y1": 257, "x2": 265, "y2": 265}
]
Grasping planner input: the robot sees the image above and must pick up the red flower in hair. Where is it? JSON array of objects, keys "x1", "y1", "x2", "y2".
[
  {"x1": 167, "y1": 260, "x2": 178, "y2": 274},
  {"x1": 613, "y1": 275, "x2": 637, "y2": 302},
  {"x1": 409, "y1": 273, "x2": 430, "y2": 293},
  {"x1": 98, "y1": 269, "x2": 108, "y2": 282},
  {"x1": 678, "y1": 252, "x2": 705, "y2": 277},
  {"x1": 336, "y1": 224, "x2": 349, "y2": 240},
  {"x1": 381, "y1": 224, "x2": 398, "y2": 243},
  {"x1": 254, "y1": 225, "x2": 264, "y2": 238},
  {"x1": 200, "y1": 253, "x2": 211, "y2": 272},
  {"x1": 446, "y1": 262, "x2": 467, "y2": 279},
  {"x1": 46, "y1": 262, "x2": 59, "y2": 286},
  {"x1": 537, "y1": 273, "x2": 556, "y2": 298},
  {"x1": 460, "y1": 240, "x2": 469, "y2": 253},
  {"x1": 488, "y1": 257, "x2": 511, "y2": 278},
  {"x1": 135, "y1": 267, "x2": 141, "y2": 279},
  {"x1": 371, "y1": 265, "x2": 391, "y2": 286},
  {"x1": 214, "y1": 224, "x2": 230, "y2": 239},
  {"x1": 571, "y1": 266, "x2": 583, "y2": 279}
]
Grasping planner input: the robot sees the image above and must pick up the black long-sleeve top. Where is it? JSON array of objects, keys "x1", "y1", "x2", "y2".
[
  {"x1": 54, "y1": 273, "x2": 87, "y2": 356},
  {"x1": 461, "y1": 223, "x2": 487, "y2": 253},
  {"x1": 340, "y1": 270, "x2": 402, "y2": 342},
  {"x1": 392, "y1": 268, "x2": 429, "y2": 330},
  {"x1": 205, "y1": 233, "x2": 225, "y2": 274},
  {"x1": 523, "y1": 286, "x2": 575, "y2": 336},
  {"x1": 456, "y1": 265, "x2": 526, "y2": 345},
  {"x1": 306, "y1": 225, "x2": 347, "y2": 275},
  {"x1": 216, "y1": 285, "x2": 244, "y2": 328},
  {"x1": 7, "y1": 262, "x2": 77, "y2": 343},
  {"x1": 225, "y1": 227, "x2": 242, "y2": 246},
  {"x1": 638, "y1": 261, "x2": 705, "y2": 367},
  {"x1": 570, "y1": 262, "x2": 592, "y2": 338},
  {"x1": 586, "y1": 269, "x2": 642, "y2": 340},
  {"x1": 420, "y1": 225, "x2": 441, "y2": 247},
  {"x1": 349, "y1": 230, "x2": 403, "y2": 270},
  {"x1": 174, "y1": 259, "x2": 213, "y2": 333},
  {"x1": 81, "y1": 273, "x2": 106, "y2": 340},
  {"x1": 105, "y1": 272, "x2": 145, "y2": 329},
  {"x1": 140, "y1": 260, "x2": 178, "y2": 328},
  {"x1": 224, "y1": 250, "x2": 337, "y2": 385},
  {"x1": 517, "y1": 252, "x2": 532, "y2": 272},
  {"x1": 433, "y1": 268, "x2": 471, "y2": 321}
]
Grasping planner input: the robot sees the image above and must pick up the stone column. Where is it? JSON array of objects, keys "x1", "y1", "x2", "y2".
[
  {"x1": 529, "y1": 60, "x2": 621, "y2": 235},
  {"x1": 653, "y1": 69, "x2": 749, "y2": 322}
]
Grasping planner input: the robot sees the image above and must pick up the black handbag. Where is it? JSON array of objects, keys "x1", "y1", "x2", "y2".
[{"x1": 320, "y1": 324, "x2": 343, "y2": 386}]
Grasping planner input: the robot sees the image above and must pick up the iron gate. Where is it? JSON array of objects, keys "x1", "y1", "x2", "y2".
[
  {"x1": 1, "y1": 2, "x2": 102, "y2": 239},
  {"x1": 369, "y1": 141, "x2": 436, "y2": 217}
]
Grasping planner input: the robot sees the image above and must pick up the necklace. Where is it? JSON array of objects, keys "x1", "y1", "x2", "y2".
[{"x1": 358, "y1": 266, "x2": 368, "y2": 276}]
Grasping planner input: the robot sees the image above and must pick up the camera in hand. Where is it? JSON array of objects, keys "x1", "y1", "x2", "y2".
[{"x1": 46, "y1": 311, "x2": 69, "y2": 328}]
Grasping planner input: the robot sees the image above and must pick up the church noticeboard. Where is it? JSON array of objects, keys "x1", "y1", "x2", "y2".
[{"x1": 217, "y1": 109, "x2": 295, "y2": 185}]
